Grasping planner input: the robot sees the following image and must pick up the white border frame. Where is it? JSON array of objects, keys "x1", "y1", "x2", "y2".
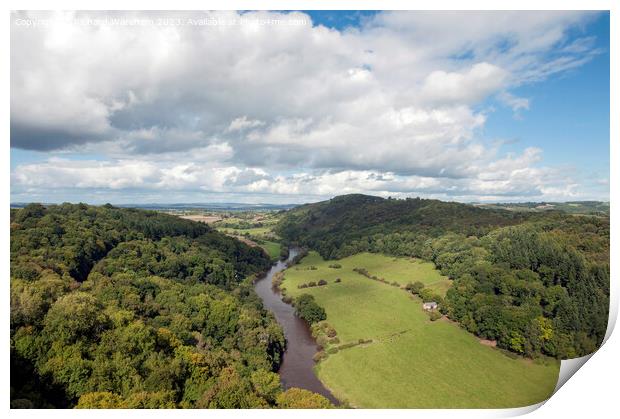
[{"x1": 3, "y1": 2, "x2": 616, "y2": 418}]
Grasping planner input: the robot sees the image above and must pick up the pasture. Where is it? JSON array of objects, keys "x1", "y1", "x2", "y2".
[
  {"x1": 261, "y1": 240, "x2": 282, "y2": 260},
  {"x1": 281, "y1": 252, "x2": 559, "y2": 408}
]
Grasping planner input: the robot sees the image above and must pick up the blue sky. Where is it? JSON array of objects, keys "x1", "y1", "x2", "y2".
[
  {"x1": 483, "y1": 13, "x2": 609, "y2": 191},
  {"x1": 10, "y1": 10, "x2": 610, "y2": 204}
]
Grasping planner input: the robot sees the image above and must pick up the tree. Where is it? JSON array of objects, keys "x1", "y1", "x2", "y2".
[
  {"x1": 405, "y1": 281, "x2": 425, "y2": 295},
  {"x1": 76, "y1": 392, "x2": 123, "y2": 408},
  {"x1": 196, "y1": 367, "x2": 266, "y2": 408},
  {"x1": 250, "y1": 370, "x2": 282, "y2": 403},
  {"x1": 276, "y1": 388, "x2": 333, "y2": 408},
  {"x1": 10, "y1": 203, "x2": 282, "y2": 408},
  {"x1": 294, "y1": 294, "x2": 327, "y2": 324},
  {"x1": 43, "y1": 292, "x2": 109, "y2": 344}
]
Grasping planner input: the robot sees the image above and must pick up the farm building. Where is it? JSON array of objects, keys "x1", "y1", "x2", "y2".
[{"x1": 422, "y1": 302, "x2": 438, "y2": 311}]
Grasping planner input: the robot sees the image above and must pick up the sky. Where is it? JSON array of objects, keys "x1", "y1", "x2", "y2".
[{"x1": 10, "y1": 10, "x2": 610, "y2": 205}]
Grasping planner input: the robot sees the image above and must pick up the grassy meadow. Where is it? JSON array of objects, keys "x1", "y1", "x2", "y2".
[
  {"x1": 281, "y1": 252, "x2": 560, "y2": 408},
  {"x1": 261, "y1": 240, "x2": 282, "y2": 260}
]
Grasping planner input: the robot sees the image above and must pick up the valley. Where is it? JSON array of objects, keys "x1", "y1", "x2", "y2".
[{"x1": 279, "y1": 251, "x2": 559, "y2": 408}]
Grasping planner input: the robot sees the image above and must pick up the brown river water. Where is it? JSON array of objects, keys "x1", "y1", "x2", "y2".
[{"x1": 253, "y1": 248, "x2": 340, "y2": 405}]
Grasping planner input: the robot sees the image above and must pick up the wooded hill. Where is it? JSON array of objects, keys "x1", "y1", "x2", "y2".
[
  {"x1": 275, "y1": 194, "x2": 610, "y2": 359},
  {"x1": 10, "y1": 203, "x2": 330, "y2": 408}
]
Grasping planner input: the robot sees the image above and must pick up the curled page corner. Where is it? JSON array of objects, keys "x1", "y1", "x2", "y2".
[{"x1": 553, "y1": 353, "x2": 594, "y2": 394}]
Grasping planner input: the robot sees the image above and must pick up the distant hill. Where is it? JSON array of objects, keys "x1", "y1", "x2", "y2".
[
  {"x1": 276, "y1": 194, "x2": 534, "y2": 259},
  {"x1": 475, "y1": 201, "x2": 609, "y2": 215},
  {"x1": 11, "y1": 202, "x2": 298, "y2": 212}
]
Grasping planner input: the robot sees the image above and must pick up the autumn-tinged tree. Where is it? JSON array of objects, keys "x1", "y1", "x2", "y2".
[{"x1": 276, "y1": 388, "x2": 333, "y2": 408}]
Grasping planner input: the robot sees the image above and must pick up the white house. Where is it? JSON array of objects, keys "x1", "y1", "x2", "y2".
[{"x1": 422, "y1": 302, "x2": 438, "y2": 311}]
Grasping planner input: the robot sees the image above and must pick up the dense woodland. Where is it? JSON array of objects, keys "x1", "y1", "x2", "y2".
[
  {"x1": 276, "y1": 194, "x2": 610, "y2": 359},
  {"x1": 10, "y1": 203, "x2": 331, "y2": 408}
]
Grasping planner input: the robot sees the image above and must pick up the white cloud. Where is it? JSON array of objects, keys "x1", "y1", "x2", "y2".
[
  {"x1": 10, "y1": 146, "x2": 591, "y2": 203},
  {"x1": 227, "y1": 116, "x2": 266, "y2": 132},
  {"x1": 9, "y1": 10, "x2": 606, "y2": 202},
  {"x1": 421, "y1": 63, "x2": 508, "y2": 105},
  {"x1": 497, "y1": 91, "x2": 530, "y2": 114},
  {"x1": 12, "y1": 159, "x2": 159, "y2": 190}
]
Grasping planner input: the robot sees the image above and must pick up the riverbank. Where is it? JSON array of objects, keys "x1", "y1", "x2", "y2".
[{"x1": 253, "y1": 248, "x2": 339, "y2": 405}]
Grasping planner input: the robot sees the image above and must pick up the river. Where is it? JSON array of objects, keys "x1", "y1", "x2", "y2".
[{"x1": 253, "y1": 248, "x2": 340, "y2": 405}]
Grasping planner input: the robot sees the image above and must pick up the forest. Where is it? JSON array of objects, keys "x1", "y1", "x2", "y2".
[
  {"x1": 10, "y1": 203, "x2": 331, "y2": 408},
  {"x1": 275, "y1": 194, "x2": 610, "y2": 359}
]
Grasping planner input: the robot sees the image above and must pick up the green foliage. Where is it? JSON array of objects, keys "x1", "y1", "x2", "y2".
[
  {"x1": 276, "y1": 388, "x2": 333, "y2": 408},
  {"x1": 43, "y1": 292, "x2": 109, "y2": 344},
  {"x1": 250, "y1": 370, "x2": 282, "y2": 403},
  {"x1": 196, "y1": 367, "x2": 267, "y2": 408},
  {"x1": 428, "y1": 311, "x2": 442, "y2": 321},
  {"x1": 76, "y1": 392, "x2": 123, "y2": 408},
  {"x1": 294, "y1": 294, "x2": 327, "y2": 324},
  {"x1": 275, "y1": 194, "x2": 529, "y2": 260},
  {"x1": 9, "y1": 203, "x2": 300, "y2": 408},
  {"x1": 406, "y1": 281, "x2": 425, "y2": 295}
]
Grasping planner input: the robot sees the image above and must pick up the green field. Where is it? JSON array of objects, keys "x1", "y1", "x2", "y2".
[
  {"x1": 261, "y1": 240, "x2": 282, "y2": 260},
  {"x1": 281, "y1": 252, "x2": 559, "y2": 408},
  {"x1": 335, "y1": 252, "x2": 452, "y2": 296},
  {"x1": 212, "y1": 212, "x2": 282, "y2": 260},
  {"x1": 216, "y1": 226, "x2": 273, "y2": 236}
]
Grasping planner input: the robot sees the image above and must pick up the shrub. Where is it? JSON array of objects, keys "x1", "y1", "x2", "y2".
[
  {"x1": 428, "y1": 311, "x2": 442, "y2": 321},
  {"x1": 328, "y1": 337, "x2": 340, "y2": 344},
  {"x1": 313, "y1": 351, "x2": 327, "y2": 362},
  {"x1": 334, "y1": 278, "x2": 341, "y2": 283},
  {"x1": 420, "y1": 288, "x2": 442, "y2": 303},
  {"x1": 309, "y1": 266, "x2": 317, "y2": 270},
  {"x1": 282, "y1": 295, "x2": 293, "y2": 304},
  {"x1": 328, "y1": 263, "x2": 342, "y2": 269},
  {"x1": 391, "y1": 281, "x2": 399, "y2": 287},
  {"x1": 272, "y1": 272, "x2": 284, "y2": 289},
  {"x1": 308, "y1": 281, "x2": 317, "y2": 287},
  {"x1": 327, "y1": 347, "x2": 339, "y2": 354},
  {"x1": 406, "y1": 281, "x2": 425, "y2": 295},
  {"x1": 310, "y1": 323, "x2": 322, "y2": 338},
  {"x1": 337, "y1": 342, "x2": 357, "y2": 350},
  {"x1": 326, "y1": 328, "x2": 337, "y2": 338},
  {"x1": 317, "y1": 279, "x2": 328, "y2": 286}
]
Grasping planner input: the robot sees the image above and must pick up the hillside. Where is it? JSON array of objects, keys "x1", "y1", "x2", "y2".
[
  {"x1": 276, "y1": 194, "x2": 610, "y2": 360},
  {"x1": 276, "y1": 194, "x2": 536, "y2": 259},
  {"x1": 476, "y1": 201, "x2": 610, "y2": 215},
  {"x1": 9, "y1": 203, "x2": 320, "y2": 408}
]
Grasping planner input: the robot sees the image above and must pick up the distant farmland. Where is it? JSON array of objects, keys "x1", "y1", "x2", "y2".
[{"x1": 178, "y1": 214, "x2": 222, "y2": 224}]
